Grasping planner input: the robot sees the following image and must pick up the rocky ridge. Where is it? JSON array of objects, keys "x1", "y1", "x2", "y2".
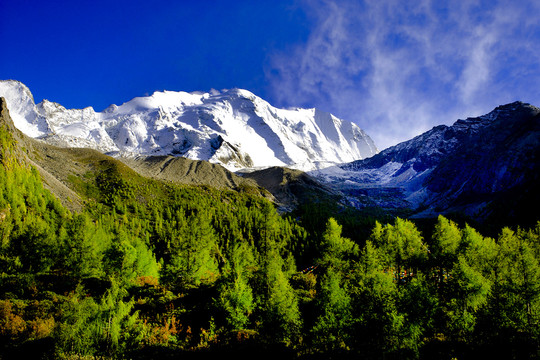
[{"x1": 313, "y1": 101, "x2": 540, "y2": 224}]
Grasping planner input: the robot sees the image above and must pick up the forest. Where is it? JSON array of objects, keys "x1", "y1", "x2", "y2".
[{"x1": 0, "y1": 120, "x2": 539, "y2": 360}]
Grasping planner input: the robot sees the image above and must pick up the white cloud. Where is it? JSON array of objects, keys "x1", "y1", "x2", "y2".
[{"x1": 266, "y1": 0, "x2": 540, "y2": 150}]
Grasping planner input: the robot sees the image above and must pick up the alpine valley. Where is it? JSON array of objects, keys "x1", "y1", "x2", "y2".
[
  {"x1": 1, "y1": 79, "x2": 538, "y2": 228},
  {"x1": 1, "y1": 79, "x2": 540, "y2": 360}
]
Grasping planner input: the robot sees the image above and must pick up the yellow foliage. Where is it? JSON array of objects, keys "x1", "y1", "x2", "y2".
[{"x1": 0, "y1": 300, "x2": 26, "y2": 339}]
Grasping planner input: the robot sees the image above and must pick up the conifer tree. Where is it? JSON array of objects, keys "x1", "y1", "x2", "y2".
[
  {"x1": 65, "y1": 214, "x2": 108, "y2": 278},
  {"x1": 432, "y1": 215, "x2": 462, "y2": 273},
  {"x1": 310, "y1": 218, "x2": 355, "y2": 352},
  {"x1": 370, "y1": 217, "x2": 428, "y2": 284},
  {"x1": 350, "y1": 241, "x2": 401, "y2": 356},
  {"x1": 311, "y1": 267, "x2": 352, "y2": 352},
  {"x1": 492, "y1": 228, "x2": 540, "y2": 341},
  {"x1": 319, "y1": 217, "x2": 358, "y2": 269},
  {"x1": 259, "y1": 247, "x2": 301, "y2": 345},
  {"x1": 163, "y1": 211, "x2": 219, "y2": 288},
  {"x1": 216, "y1": 242, "x2": 255, "y2": 330}
]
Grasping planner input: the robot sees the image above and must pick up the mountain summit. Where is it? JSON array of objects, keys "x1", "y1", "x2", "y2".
[{"x1": 0, "y1": 80, "x2": 378, "y2": 171}]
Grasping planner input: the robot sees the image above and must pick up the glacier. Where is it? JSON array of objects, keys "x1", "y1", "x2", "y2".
[{"x1": 0, "y1": 80, "x2": 378, "y2": 171}]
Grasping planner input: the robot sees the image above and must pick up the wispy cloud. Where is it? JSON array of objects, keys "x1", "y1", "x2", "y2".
[{"x1": 266, "y1": 0, "x2": 540, "y2": 150}]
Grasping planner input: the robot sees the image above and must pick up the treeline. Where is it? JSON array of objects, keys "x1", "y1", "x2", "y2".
[{"x1": 0, "y1": 122, "x2": 539, "y2": 359}]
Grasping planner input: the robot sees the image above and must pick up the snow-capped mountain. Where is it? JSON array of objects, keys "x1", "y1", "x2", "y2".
[
  {"x1": 0, "y1": 80, "x2": 378, "y2": 171},
  {"x1": 313, "y1": 101, "x2": 540, "y2": 221}
]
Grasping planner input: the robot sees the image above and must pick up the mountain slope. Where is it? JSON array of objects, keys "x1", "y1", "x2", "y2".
[
  {"x1": 0, "y1": 95, "x2": 85, "y2": 212},
  {"x1": 239, "y1": 166, "x2": 340, "y2": 212},
  {"x1": 0, "y1": 80, "x2": 378, "y2": 171},
  {"x1": 314, "y1": 101, "x2": 540, "y2": 225},
  {"x1": 121, "y1": 155, "x2": 270, "y2": 197}
]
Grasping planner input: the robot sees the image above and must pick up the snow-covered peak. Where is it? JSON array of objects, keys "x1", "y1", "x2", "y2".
[
  {"x1": 0, "y1": 80, "x2": 34, "y2": 105},
  {"x1": 220, "y1": 88, "x2": 257, "y2": 99},
  {"x1": 0, "y1": 80, "x2": 379, "y2": 171},
  {"x1": 0, "y1": 80, "x2": 50, "y2": 137},
  {"x1": 116, "y1": 90, "x2": 207, "y2": 113}
]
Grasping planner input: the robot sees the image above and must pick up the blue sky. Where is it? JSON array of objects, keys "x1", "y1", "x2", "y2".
[{"x1": 1, "y1": 0, "x2": 539, "y2": 149}]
